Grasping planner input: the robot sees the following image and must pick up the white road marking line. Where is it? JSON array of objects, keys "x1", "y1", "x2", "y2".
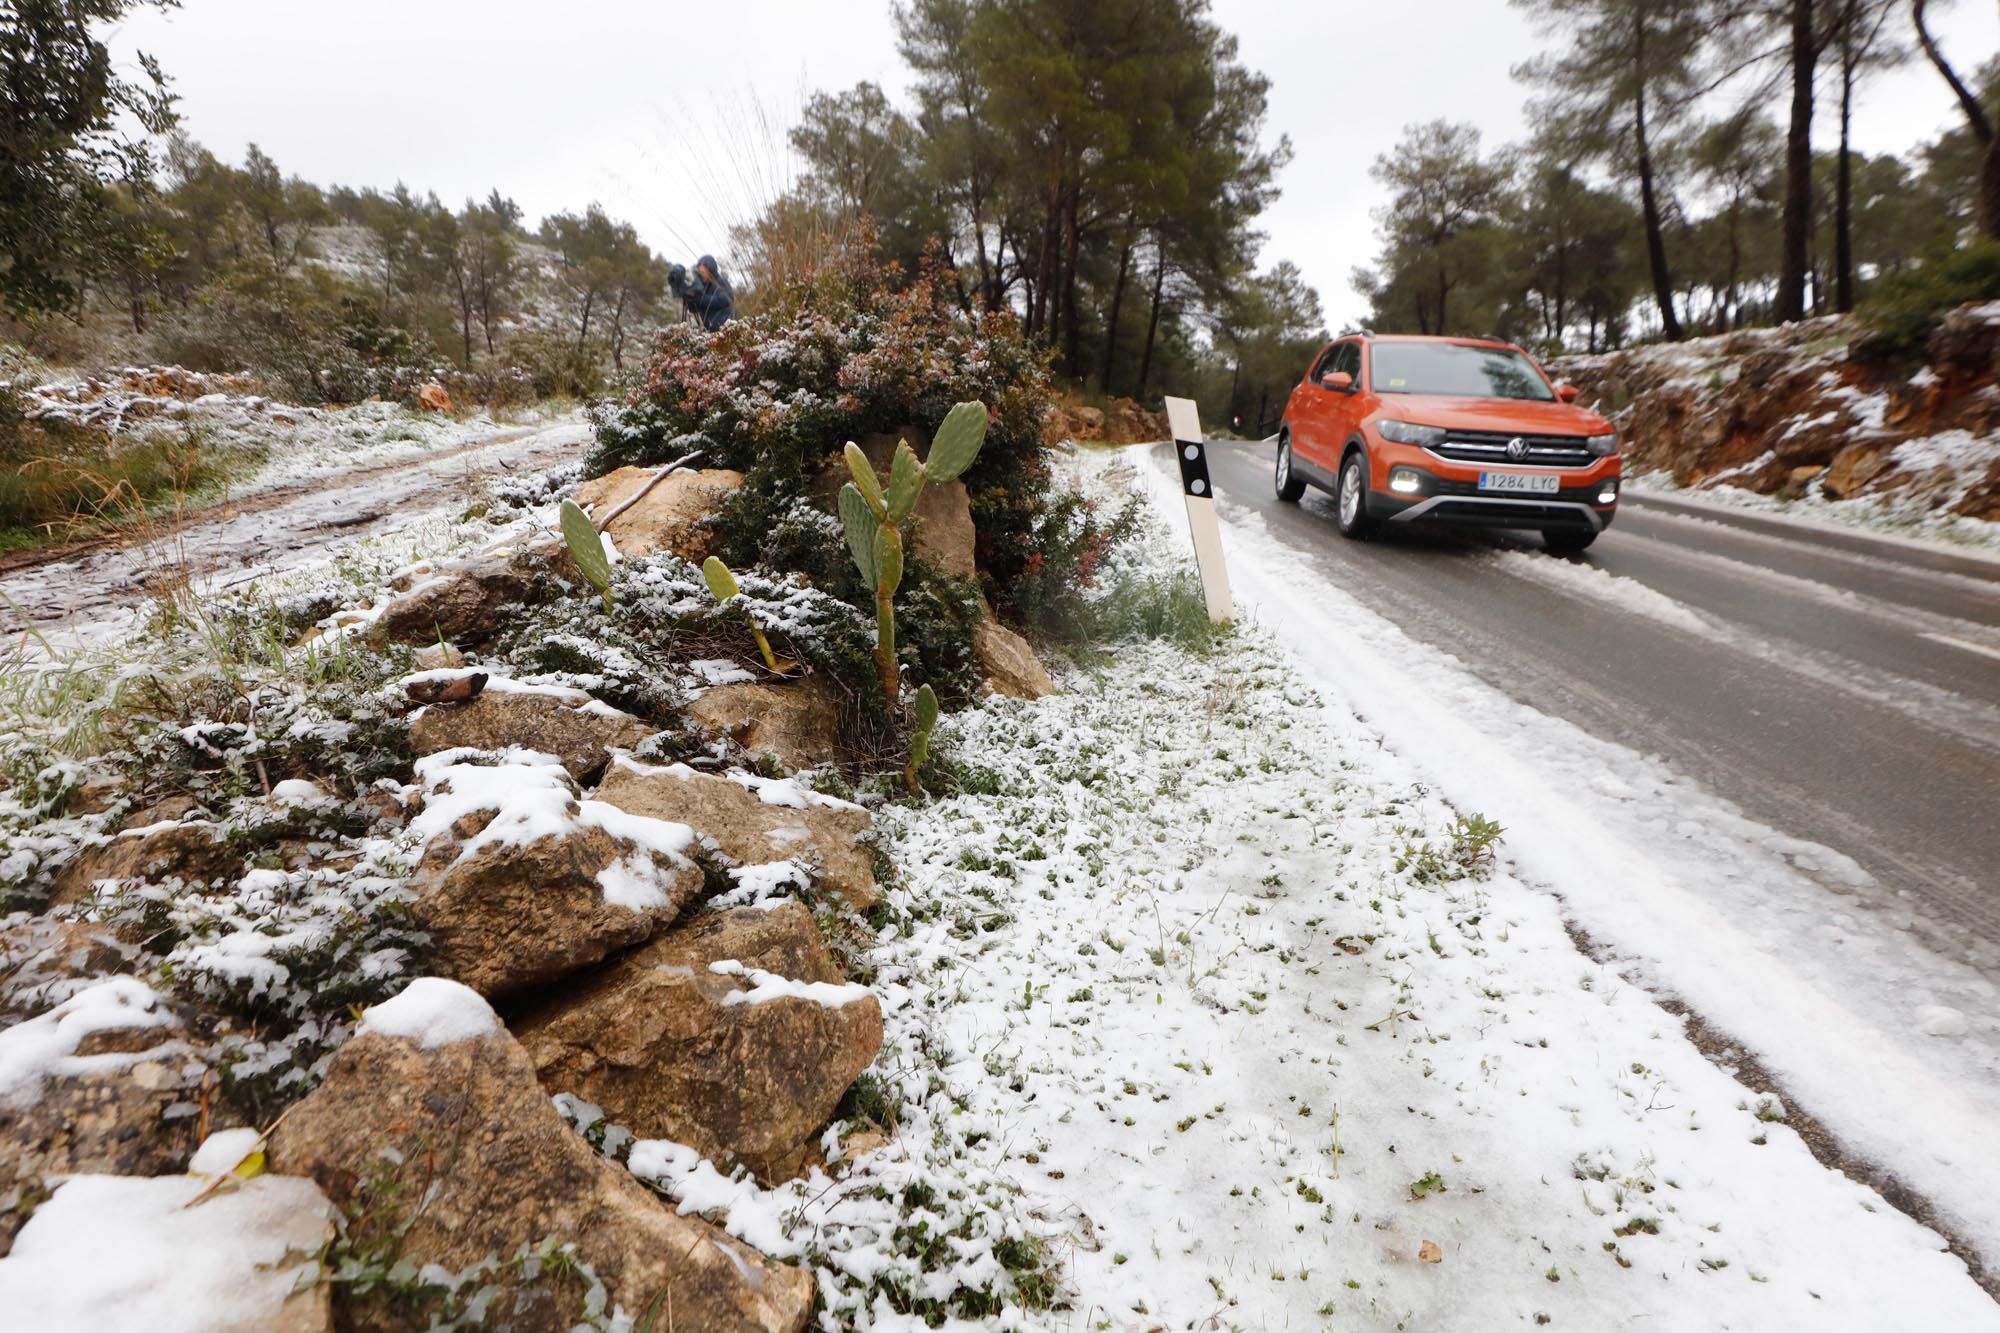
[{"x1": 1922, "y1": 631, "x2": 2000, "y2": 663}]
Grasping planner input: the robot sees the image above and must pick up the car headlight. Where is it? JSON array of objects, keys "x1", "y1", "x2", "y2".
[
  {"x1": 1377, "y1": 419, "x2": 1446, "y2": 447},
  {"x1": 1585, "y1": 431, "x2": 1620, "y2": 456}
]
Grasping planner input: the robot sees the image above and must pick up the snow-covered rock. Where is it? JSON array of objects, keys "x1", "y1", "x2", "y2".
[
  {"x1": 515, "y1": 902, "x2": 881, "y2": 1183},
  {"x1": 404, "y1": 749, "x2": 702, "y2": 996},
  {"x1": 270, "y1": 986, "x2": 811, "y2": 1331},
  {"x1": 595, "y1": 755, "x2": 878, "y2": 911}
]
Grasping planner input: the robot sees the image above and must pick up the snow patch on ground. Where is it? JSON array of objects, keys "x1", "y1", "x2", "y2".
[
  {"x1": 0, "y1": 976, "x2": 180, "y2": 1103},
  {"x1": 0, "y1": 1172, "x2": 333, "y2": 1332}
]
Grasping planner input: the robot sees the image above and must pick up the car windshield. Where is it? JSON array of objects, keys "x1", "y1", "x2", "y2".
[{"x1": 1369, "y1": 343, "x2": 1554, "y2": 401}]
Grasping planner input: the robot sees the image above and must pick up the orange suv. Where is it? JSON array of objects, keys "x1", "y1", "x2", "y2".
[{"x1": 1275, "y1": 334, "x2": 1620, "y2": 553}]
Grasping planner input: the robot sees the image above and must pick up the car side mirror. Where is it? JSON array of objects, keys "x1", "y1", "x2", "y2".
[
  {"x1": 1555, "y1": 382, "x2": 1580, "y2": 403},
  {"x1": 1324, "y1": 370, "x2": 1354, "y2": 392}
]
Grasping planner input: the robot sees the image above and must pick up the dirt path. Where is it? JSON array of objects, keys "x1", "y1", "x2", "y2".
[{"x1": 1, "y1": 415, "x2": 590, "y2": 649}]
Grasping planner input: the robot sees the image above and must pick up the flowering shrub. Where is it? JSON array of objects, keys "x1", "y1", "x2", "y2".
[{"x1": 589, "y1": 245, "x2": 1104, "y2": 633}]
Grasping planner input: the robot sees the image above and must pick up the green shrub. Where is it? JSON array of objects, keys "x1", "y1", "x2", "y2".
[
  {"x1": 507, "y1": 329, "x2": 607, "y2": 399},
  {"x1": 1005, "y1": 492, "x2": 1143, "y2": 641},
  {"x1": 1856, "y1": 237, "x2": 2000, "y2": 362},
  {"x1": 587, "y1": 245, "x2": 1061, "y2": 611}
]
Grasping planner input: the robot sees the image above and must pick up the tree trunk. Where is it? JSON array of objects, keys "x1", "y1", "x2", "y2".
[
  {"x1": 1138, "y1": 240, "x2": 1166, "y2": 396},
  {"x1": 1727, "y1": 199, "x2": 1743, "y2": 327},
  {"x1": 1632, "y1": 25, "x2": 1684, "y2": 342},
  {"x1": 1914, "y1": 0, "x2": 2000, "y2": 234},
  {"x1": 1034, "y1": 187, "x2": 1062, "y2": 343},
  {"x1": 578, "y1": 289, "x2": 595, "y2": 348},
  {"x1": 1835, "y1": 38, "x2": 1857, "y2": 310},
  {"x1": 1060, "y1": 182, "x2": 1083, "y2": 376},
  {"x1": 1775, "y1": 0, "x2": 1816, "y2": 322},
  {"x1": 1100, "y1": 235, "x2": 1132, "y2": 394},
  {"x1": 609, "y1": 288, "x2": 628, "y2": 371}
]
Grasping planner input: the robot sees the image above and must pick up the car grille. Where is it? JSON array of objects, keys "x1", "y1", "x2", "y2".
[
  {"x1": 1426, "y1": 499, "x2": 1597, "y2": 528},
  {"x1": 1428, "y1": 429, "x2": 1595, "y2": 468}
]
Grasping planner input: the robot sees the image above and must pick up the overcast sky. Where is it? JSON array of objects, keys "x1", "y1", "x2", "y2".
[{"x1": 111, "y1": 0, "x2": 1999, "y2": 334}]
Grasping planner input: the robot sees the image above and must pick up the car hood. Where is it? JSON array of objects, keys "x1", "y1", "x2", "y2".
[{"x1": 1375, "y1": 394, "x2": 1613, "y2": 436}]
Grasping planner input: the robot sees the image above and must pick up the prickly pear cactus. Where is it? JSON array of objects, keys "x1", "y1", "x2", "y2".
[
  {"x1": 559, "y1": 499, "x2": 613, "y2": 608},
  {"x1": 830, "y1": 400, "x2": 990, "y2": 711}
]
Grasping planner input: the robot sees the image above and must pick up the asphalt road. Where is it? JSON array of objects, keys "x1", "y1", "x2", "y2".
[{"x1": 1201, "y1": 437, "x2": 2000, "y2": 946}]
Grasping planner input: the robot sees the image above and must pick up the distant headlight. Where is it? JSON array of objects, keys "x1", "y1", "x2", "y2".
[
  {"x1": 1585, "y1": 431, "x2": 1620, "y2": 456},
  {"x1": 1377, "y1": 419, "x2": 1446, "y2": 447}
]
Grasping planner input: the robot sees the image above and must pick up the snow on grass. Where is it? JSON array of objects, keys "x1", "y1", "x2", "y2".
[
  {"x1": 1141, "y1": 448, "x2": 2000, "y2": 1313},
  {"x1": 357, "y1": 976, "x2": 499, "y2": 1048},
  {"x1": 856, "y1": 631, "x2": 1996, "y2": 1329},
  {"x1": 16, "y1": 368, "x2": 552, "y2": 501}
]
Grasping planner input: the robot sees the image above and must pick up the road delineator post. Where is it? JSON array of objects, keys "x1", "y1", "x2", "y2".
[{"x1": 1163, "y1": 396, "x2": 1233, "y2": 625}]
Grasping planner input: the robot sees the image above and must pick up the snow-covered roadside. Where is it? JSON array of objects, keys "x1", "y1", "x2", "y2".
[
  {"x1": 590, "y1": 452, "x2": 1995, "y2": 1330},
  {"x1": 1135, "y1": 447, "x2": 2000, "y2": 1297},
  {"x1": 1624, "y1": 471, "x2": 2000, "y2": 556}
]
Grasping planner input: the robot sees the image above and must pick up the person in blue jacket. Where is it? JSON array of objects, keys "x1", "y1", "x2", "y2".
[{"x1": 673, "y1": 255, "x2": 734, "y2": 331}]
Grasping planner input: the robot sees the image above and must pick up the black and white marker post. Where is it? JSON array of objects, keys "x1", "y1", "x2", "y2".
[{"x1": 1163, "y1": 396, "x2": 1233, "y2": 624}]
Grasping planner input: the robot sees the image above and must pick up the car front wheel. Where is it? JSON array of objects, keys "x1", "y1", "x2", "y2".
[
  {"x1": 1335, "y1": 453, "x2": 1376, "y2": 540},
  {"x1": 1275, "y1": 431, "x2": 1305, "y2": 503}
]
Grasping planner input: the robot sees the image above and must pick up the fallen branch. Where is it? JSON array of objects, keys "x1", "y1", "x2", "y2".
[{"x1": 594, "y1": 450, "x2": 705, "y2": 533}]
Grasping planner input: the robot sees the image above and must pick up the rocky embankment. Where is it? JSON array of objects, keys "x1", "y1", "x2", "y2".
[
  {"x1": 0, "y1": 460, "x2": 1055, "y2": 1329},
  {"x1": 1045, "y1": 394, "x2": 1168, "y2": 446},
  {"x1": 1552, "y1": 303, "x2": 2000, "y2": 523}
]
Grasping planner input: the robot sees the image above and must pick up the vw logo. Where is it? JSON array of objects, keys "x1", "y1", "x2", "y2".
[{"x1": 1505, "y1": 436, "x2": 1530, "y2": 460}]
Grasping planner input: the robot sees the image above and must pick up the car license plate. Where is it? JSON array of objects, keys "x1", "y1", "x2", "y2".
[{"x1": 1479, "y1": 472, "x2": 1560, "y2": 494}]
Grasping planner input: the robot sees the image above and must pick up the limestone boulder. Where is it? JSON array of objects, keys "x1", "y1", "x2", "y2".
[
  {"x1": 517, "y1": 903, "x2": 882, "y2": 1182},
  {"x1": 686, "y1": 677, "x2": 842, "y2": 771},
  {"x1": 50, "y1": 819, "x2": 242, "y2": 909},
  {"x1": 0, "y1": 979, "x2": 213, "y2": 1256},
  {"x1": 911, "y1": 478, "x2": 977, "y2": 579},
  {"x1": 406, "y1": 751, "x2": 703, "y2": 997},
  {"x1": 269, "y1": 980, "x2": 811, "y2": 1332},
  {"x1": 819, "y1": 428, "x2": 978, "y2": 577},
  {"x1": 974, "y1": 616, "x2": 1056, "y2": 700},
  {"x1": 1823, "y1": 441, "x2": 1895, "y2": 500},
  {"x1": 571, "y1": 466, "x2": 744, "y2": 562},
  {"x1": 595, "y1": 756, "x2": 879, "y2": 911},
  {"x1": 408, "y1": 678, "x2": 655, "y2": 782},
  {"x1": 364, "y1": 540, "x2": 566, "y2": 649}
]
